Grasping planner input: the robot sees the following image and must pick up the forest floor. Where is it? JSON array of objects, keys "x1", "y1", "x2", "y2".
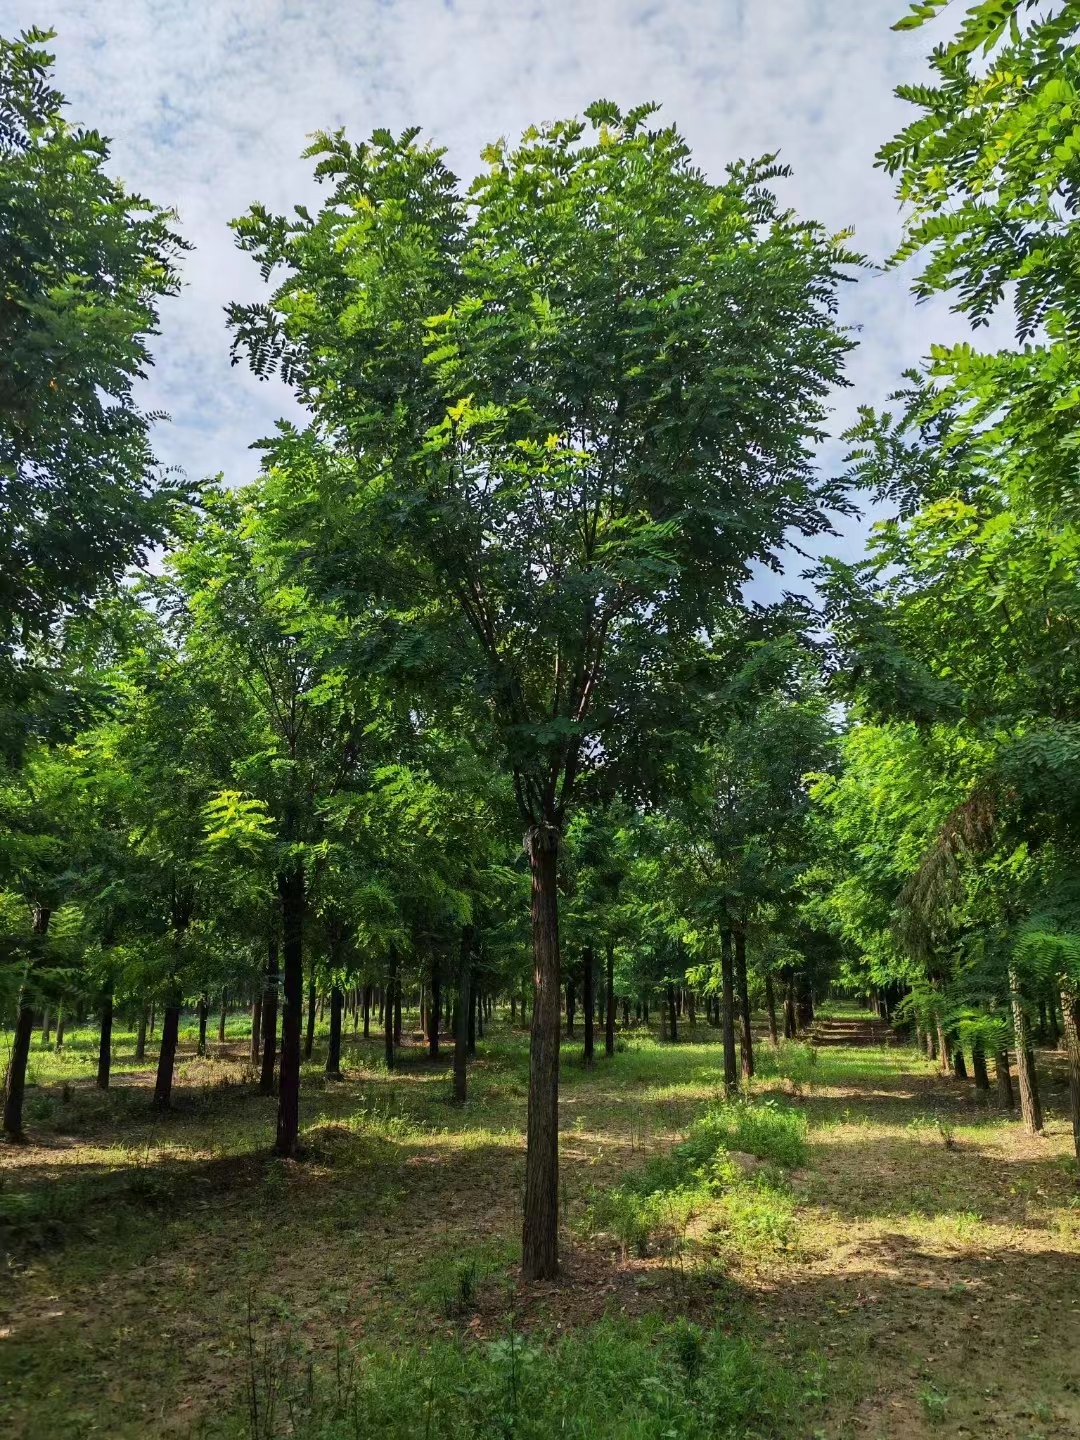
[{"x1": 1, "y1": 1010, "x2": 1079, "y2": 1438}]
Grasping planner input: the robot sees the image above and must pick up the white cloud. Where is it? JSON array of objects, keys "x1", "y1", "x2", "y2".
[{"x1": 7, "y1": 0, "x2": 1005, "y2": 588}]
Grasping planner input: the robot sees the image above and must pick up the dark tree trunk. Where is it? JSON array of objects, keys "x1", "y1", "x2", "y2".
[
  {"x1": 521, "y1": 823, "x2": 561, "y2": 1283},
  {"x1": 429, "y1": 956, "x2": 441, "y2": 1060},
  {"x1": 454, "y1": 924, "x2": 472, "y2": 1105},
  {"x1": 41, "y1": 1009, "x2": 51, "y2": 1046},
  {"x1": 149, "y1": 1001, "x2": 155, "y2": 1036},
  {"x1": 197, "y1": 996, "x2": 208, "y2": 1057},
  {"x1": 796, "y1": 976, "x2": 814, "y2": 1032},
  {"x1": 96, "y1": 992, "x2": 113, "y2": 1091},
  {"x1": 384, "y1": 946, "x2": 398, "y2": 1070},
  {"x1": 996, "y1": 1047, "x2": 1015, "y2": 1109},
  {"x1": 1010, "y1": 967, "x2": 1043, "y2": 1134},
  {"x1": 721, "y1": 931, "x2": 737, "y2": 1094},
  {"x1": 952, "y1": 1046, "x2": 968, "y2": 1080},
  {"x1": 250, "y1": 998, "x2": 262, "y2": 1066},
  {"x1": 605, "y1": 942, "x2": 615, "y2": 1058},
  {"x1": 972, "y1": 1036, "x2": 990, "y2": 1092},
  {"x1": 666, "y1": 982, "x2": 678, "y2": 1043},
  {"x1": 687, "y1": 990, "x2": 696, "y2": 1027},
  {"x1": 153, "y1": 1004, "x2": 181, "y2": 1110},
  {"x1": 583, "y1": 946, "x2": 595, "y2": 1064},
  {"x1": 621, "y1": 996, "x2": 629, "y2": 1029},
  {"x1": 643, "y1": 994, "x2": 649, "y2": 1028},
  {"x1": 936, "y1": 1019, "x2": 951, "y2": 1077},
  {"x1": 1049, "y1": 990, "x2": 1061, "y2": 1048},
  {"x1": 274, "y1": 865, "x2": 305, "y2": 1158},
  {"x1": 304, "y1": 960, "x2": 317, "y2": 1061},
  {"x1": 784, "y1": 980, "x2": 797, "y2": 1040},
  {"x1": 394, "y1": 975, "x2": 402, "y2": 1046},
  {"x1": 926, "y1": 1027, "x2": 937, "y2": 1061},
  {"x1": 4, "y1": 905, "x2": 49, "y2": 1138},
  {"x1": 325, "y1": 986, "x2": 344, "y2": 1079},
  {"x1": 136, "y1": 1008, "x2": 148, "y2": 1062},
  {"x1": 765, "y1": 972, "x2": 779, "y2": 1045},
  {"x1": 260, "y1": 936, "x2": 279, "y2": 1096},
  {"x1": 735, "y1": 929, "x2": 754, "y2": 1079},
  {"x1": 363, "y1": 984, "x2": 371, "y2": 1039},
  {"x1": 218, "y1": 993, "x2": 227, "y2": 1045},
  {"x1": 1060, "y1": 984, "x2": 1080, "y2": 1164}
]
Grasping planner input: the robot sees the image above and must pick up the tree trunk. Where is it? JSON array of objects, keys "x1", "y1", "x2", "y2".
[
  {"x1": 250, "y1": 998, "x2": 262, "y2": 1066},
  {"x1": 363, "y1": 984, "x2": 371, "y2": 1040},
  {"x1": 197, "y1": 996, "x2": 208, "y2": 1057},
  {"x1": 149, "y1": 1000, "x2": 155, "y2": 1036},
  {"x1": 454, "y1": 924, "x2": 472, "y2": 1105},
  {"x1": 972, "y1": 1036, "x2": 990, "y2": 1092},
  {"x1": 721, "y1": 931, "x2": 737, "y2": 1095},
  {"x1": 952, "y1": 1046, "x2": 967, "y2": 1080},
  {"x1": 136, "y1": 1007, "x2": 148, "y2": 1062},
  {"x1": 4, "y1": 907, "x2": 50, "y2": 1140},
  {"x1": 764, "y1": 972, "x2": 778, "y2": 1045},
  {"x1": 1049, "y1": 990, "x2": 1061, "y2": 1049},
  {"x1": 583, "y1": 946, "x2": 595, "y2": 1064},
  {"x1": 304, "y1": 960, "x2": 317, "y2": 1061},
  {"x1": 468, "y1": 977, "x2": 477, "y2": 1056},
  {"x1": 325, "y1": 985, "x2": 344, "y2": 1079},
  {"x1": 666, "y1": 982, "x2": 677, "y2": 1044},
  {"x1": 429, "y1": 956, "x2": 441, "y2": 1061},
  {"x1": 605, "y1": 942, "x2": 615, "y2": 1057},
  {"x1": 1060, "y1": 983, "x2": 1080, "y2": 1164},
  {"x1": 1010, "y1": 967, "x2": 1043, "y2": 1134},
  {"x1": 735, "y1": 929, "x2": 754, "y2": 1080},
  {"x1": 394, "y1": 974, "x2": 402, "y2": 1046},
  {"x1": 521, "y1": 823, "x2": 561, "y2": 1283},
  {"x1": 784, "y1": 980, "x2": 797, "y2": 1040},
  {"x1": 384, "y1": 946, "x2": 398, "y2": 1071},
  {"x1": 260, "y1": 935, "x2": 279, "y2": 1095},
  {"x1": 218, "y1": 993, "x2": 227, "y2": 1045},
  {"x1": 153, "y1": 1004, "x2": 181, "y2": 1110},
  {"x1": 936, "y1": 1019, "x2": 951, "y2": 1076},
  {"x1": 996, "y1": 1047, "x2": 1015, "y2": 1110},
  {"x1": 54, "y1": 1008, "x2": 65, "y2": 1052},
  {"x1": 96, "y1": 992, "x2": 113, "y2": 1091},
  {"x1": 41, "y1": 1009, "x2": 51, "y2": 1047},
  {"x1": 275, "y1": 864, "x2": 305, "y2": 1158}
]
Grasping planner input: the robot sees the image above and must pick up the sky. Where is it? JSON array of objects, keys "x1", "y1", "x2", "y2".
[{"x1": 8, "y1": 0, "x2": 995, "y2": 587}]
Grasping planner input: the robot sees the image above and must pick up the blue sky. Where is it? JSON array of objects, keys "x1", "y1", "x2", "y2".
[{"x1": 9, "y1": 1, "x2": 998, "y2": 587}]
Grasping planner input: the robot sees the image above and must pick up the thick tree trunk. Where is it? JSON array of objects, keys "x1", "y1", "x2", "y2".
[
  {"x1": 97, "y1": 993, "x2": 113, "y2": 1091},
  {"x1": 325, "y1": 986, "x2": 344, "y2": 1079},
  {"x1": 605, "y1": 942, "x2": 615, "y2": 1057},
  {"x1": 1010, "y1": 967, "x2": 1043, "y2": 1134},
  {"x1": 250, "y1": 998, "x2": 262, "y2": 1066},
  {"x1": 275, "y1": 865, "x2": 305, "y2": 1158},
  {"x1": 197, "y1": 996, "x2": 208, "y2": 1057},
  {"x1": 721, "y1": 931, "x2": 737, "y2": 1094},
  {"x1": 1060, "y1": 983, "x2": 1080, "y2": 1164},
  {"x1": 260, "y1": 936, "x2": 279, "y2": 1096},
  {"x1": 666, "y1": 982, "x2": 678, "y2": 1043},
  {"x1": 153, "y1": 1004, "x2": 181, "y2": 1110},
  {"x1": 304, "y1": 961, "x2": 317, "y2": 1061},
  {"x1": 454, "y1": 924, "x2": 472, "y2": 1105},
  {"x1": 521, "y1": 823, "x2": 562, "y2": 1282},
  {"x1": 972, "y1": 1036, "x2": 990, "y2": 1092},
  {"x1": 583, "y1": 946, "x2": 595, "y2": 1064},
  {"x1": 735, "y1": 929, "x2": 754, "y2": 1079},
  {"x1": 429, "y1": 956, "x2": 441, "y2": 1061},
  {"x1": 996, "y1": 1047, "x2": 1015, "y2": 1110},
  {"x1": 765, "y1": 972, "x2": 779, "y2": 1045}
]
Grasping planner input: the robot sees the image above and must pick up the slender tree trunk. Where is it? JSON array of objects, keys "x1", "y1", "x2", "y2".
[
  {"x1": 304, "y1": 960, "x2": 317, "y2": 1061},
  {"x1": 97, "y1": 992, "x2": 113, "y2": 1091},
  {"x1": 149, "y1": 1000, "x2": 156, "y2": 1036},
  {"x1": 275, "y1": 865, "x2": 305, "y2": 1158},
  {"x1": 521, "y1": 823, "x2": 562, "y2": 1283},
  {"x1": 454, "y1": 924, "x2": 472, "y2": 1105},
  {"x1": 394, "y1": 974, "x2": 402, "y2": 1046},
  {"x1": 197, "y1": 996, "x2": 208, "y2": 1057},
  {"x1": 250, "y1": 998, "x2": 262, "y2": 1066},
  {"x1": 721, "y1": 931, "x2": 737, "y2": 1095},
  {"x1": 1060, "y1": 983, "x2": 1080, "y2": 1164},
  {"x1": 1049, "y1": 990, "x2": 1061, "y2": 1049},
  {"x1": 972, "y1": 1036, "x2": 990, "y2": 1092},
  {"x1": 583, "y1": 946, "x2": 595, "y2": 1065},
  {"x1": 41, "y1": 1009, "x2": 51, "y2": 1047},
  {"x1": 429, "y1": 956, "x2": 441, "y2": 1060},
  {"x1": 4, "y1": 906, "x2": 49, "y2": 1140},
  {"x1": 735, "y1": 929, "x2": 754, "y2": 1079},
  {"x1": 260, "y1": 935, "x2": 279, "y2": 1096},
  {"x1": 936, "y1": 1019, "x2": 951, "y2": 1076},
  {"x1": 952, "y1": 1047, "x2": 968, "y2": 1080},
  {"x1": 136, "y1": 1007, "x2": 148, "y2": 1062},
  {"x1": 468, "y1": 977, "x2": 477, "y2": 1056},
  {"x1": 621, "y1": 996, "x2": 629, "y2": 1029},
  {"x1": 784, "y1": 980, "x2": 797, "y2": 1040},
  {"x1": 765, "y1": 972, "x2": 778, "y2": 1045},
  {"x1": 666, "y1": 982, "x2": 678, "y2": 1044},
  {"x1": 996, "y1": 1047, "x2": 1015, "y2": 1110},
  {"x1": 363, "y1": 984, "x2": 371, "y2": 1040},
  {"x1": 54, "y1": 1008, "x2": 65, "y2": 1052},
  {"x1": 605, "y1": 942, "x2": 615, "y2": 1057},
  {"x1": 153, "y1": 1004, "x2": 181, "y2": 1110},
  {"x1": 384, "y1": 946, "x2": 398, "y2": 1070},
  {"x1": 218, "y1": 993, "x2": 227, "y2": 1045},
  {"x1": 1010, "y1": 967, "x2": 1043, "y2": 1134},
  {"x1": 325, "y1": 986, "x2": 344, "y2": 1079}
]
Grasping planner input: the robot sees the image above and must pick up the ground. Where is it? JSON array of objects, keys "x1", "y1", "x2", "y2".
[{"x1": 1, "y1": 1008, "x2": 1078, "y2": 1438}]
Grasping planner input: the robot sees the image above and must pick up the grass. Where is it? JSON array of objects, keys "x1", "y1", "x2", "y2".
[{"x1": 2, "y1": 1007, "x2": 1080, "y2": 1437}]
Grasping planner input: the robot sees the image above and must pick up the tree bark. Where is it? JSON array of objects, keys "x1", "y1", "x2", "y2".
[
  {"x1": 972, "y1": 1036, "x2": 990, "y2": 1092},
  {"x1": 583, "y1": 946, "x2": 595, "y2": 1064},
  {"x1": 666, "y1": 982, "x2": 677, "y2": 1043},
  {"x1": 363, "y1": 984, "x2": 371, "y2": 1039},
  {"x1": 996, "y1": 1047, "x2": 1015, "y2": 1109},
  {"x1": 260, "y1": 935, "x2": 279, "y2": 1096},
  {"x1": 605, "y1": 941, "x2": 615, "y2": 1057},
  {"x1": 4, "y1": 906, "x2": 49, "y2": 1139},
  {"x1": 97, "y1": 992, "x2": 113, "y2": 1091},
  {"x1": 41, "y1": 1009, "x2": 51, "y2": 1047},
  {"x1": 1010, "y1": 967, "x2": 1043, "y2": 1134},
  {"x1": 394, "y1": 972, "x2": 402, "y2": 1046},
  {"x1": 218, "y1": 993, "x2": 227, "y2": 1045},
  {"x1": 521, "y1": 823, "x2": 561, "y2": 1282},
  {"x1": 304, "y1": 959, "x2": 317, "y2": 1061},
  {"x1": 250, "y1": 998, "x2": 262, "y2": 1066},
  {"x1": 936, "y1": 1019, "x2": 950, "y2": 1077},
  {"x1": 1060, "y1": 983, "x2": 1080, "y2": 1164},
  {"x1": 721, "y1": 931, "x2": 737, "y2": 1094},
  {"x1": 784, "y1": 980, "x2": 797, "y2": 1040},
  {"x1": 54, "y1": 1008, "x2": 65, "y2": 1052},
  {"x1": 735, "y1": 929, "x2": 754, "y2": 1079},
  {"x1": 325, "y1": 986, "x2": 344, "y2": 1078},
  {"x1": 952, "y1": 1046, "x2": 968, "y2": 1080},
  {"x1": 153, "y1": 1004, "x2": 181, "y2": 1110},
  {"x1": 454, "y1": 924, "x2": 472, "y2": 1105},
  {"x1": 764, "y1": 972, "x2": 778, "y2": 1045},
  {"x1": 275, "y1": 864, "x2": 305, "y2": 1158},
  {"x1": 197, "y1": 996, "x2": 208, "y2": 1057},
  {"x1": 429, "y1": 955, "x2": 441, "y2": 1060}
]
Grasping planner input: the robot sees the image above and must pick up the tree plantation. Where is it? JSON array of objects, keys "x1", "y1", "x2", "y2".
[{"x1": 4, "y1": 5, "x2": 1080, "y2": 1436}]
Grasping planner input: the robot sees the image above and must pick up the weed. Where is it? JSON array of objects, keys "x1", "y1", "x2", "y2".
[{"x1": 919, "y1": 1386, "x2": 950, "y2": 1424}]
